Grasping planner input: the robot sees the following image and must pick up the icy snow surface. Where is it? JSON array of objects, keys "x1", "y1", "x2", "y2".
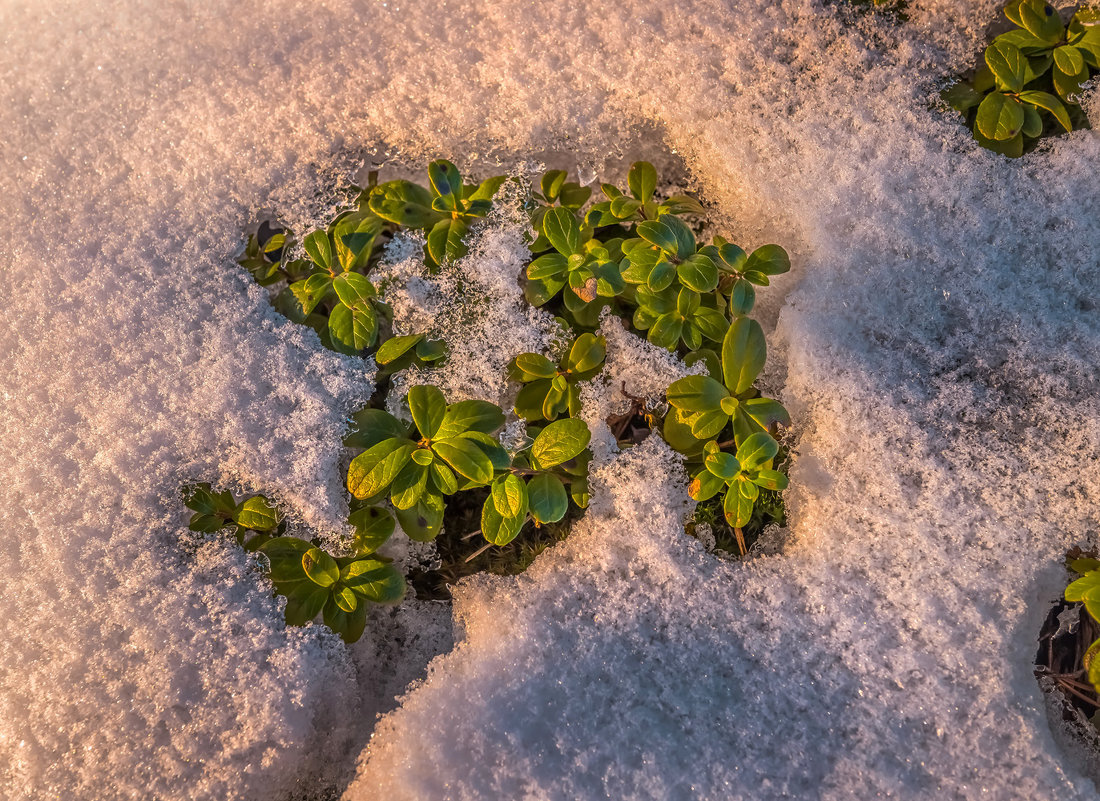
[{"x1": 2, "y1": 0, "x2": 1100, "y2": 799}]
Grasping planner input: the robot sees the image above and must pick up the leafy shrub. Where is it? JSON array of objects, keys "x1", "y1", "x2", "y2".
[
  {"x1": 194, "y1": 157, "x2": 795, "y2": 640},
  {"x1": 183, "y1": 484, "x2": 405, "y2": 642},
  {"x1": 945, "y1": 1, "x2": 1099, "y2": 156}
]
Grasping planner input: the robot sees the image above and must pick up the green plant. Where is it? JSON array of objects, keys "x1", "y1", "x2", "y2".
[
  {"x1": 662, "y1": 319, "x2": 790, "y2": 552},
  {"x1": 345, "y1": 385, "x2": 592, "y2": 547},
  {"x1": 184, "y1": 484, "x2": 405, "y2": 642},
  {"x1": 944, "y1": 1, "x2": 1099, "y2": 156},
  {"x1": 1065, "y1": 554, "x2": 1100, "y2": 692},
  {"x1": 508, "y1": 333, "x2": 607, "y2": 422},
  {"x1": 197, "y1": 156, "x2": 797, "y2": 642}
]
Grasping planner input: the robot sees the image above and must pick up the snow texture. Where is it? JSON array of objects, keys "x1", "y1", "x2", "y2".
[{"x1": 2, "y1": 0, "x2": 1100, "y2": 800}]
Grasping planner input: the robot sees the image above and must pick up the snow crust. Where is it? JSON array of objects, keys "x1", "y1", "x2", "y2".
[{"x1": 1, "y1": 0, "x2": 1099, "y2": 799}]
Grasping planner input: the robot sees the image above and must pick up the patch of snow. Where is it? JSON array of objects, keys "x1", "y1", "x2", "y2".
[{"x1": 1, "y1": 0, "x2": 1099, "y2": 799}]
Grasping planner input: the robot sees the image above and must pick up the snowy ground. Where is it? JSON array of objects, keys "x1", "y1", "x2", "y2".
[{"x1": 2, "y1": 0, "x2": 1100, "y2": 799}]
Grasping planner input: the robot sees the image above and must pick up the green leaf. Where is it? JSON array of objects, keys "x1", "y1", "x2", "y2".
[
  {"x1": 515, "y1": 379, "x2": 552, "y2": 421},
  {"x1": 345, "y1": 408, "x2": 409, "y2": 450},
  {"x1": 369, "y1": 180, "x2": 439, "y2": 228},
  {"x1": 942, "y1": 82, "x2": 985, "y2": 114},
  {"x1": 994, "y1": 28, "x2": 1052, "y2": 54},
  {"x1": 408, "y1": 385, "x2": 447, "y2": 439},
  {"x1": 347, "y1": 505, "x2": 395, "y2": 555},
  {"x1": 647, "y1": 260, "x2": 677, "y2": 292},
  {"x1": 1020, "y1": 103, "x2": 1043, "y2": 137},
  {"x1": 745, "y1": 244, "x2": 791, "y2": 276},
  {"x1": 1018, "y1": 90, "x2": 1072, "y2": 131},
  {"x1": 491, "y1": 473, "x2": 529, "y2": 519},
  {"x1": 513, "y1": 352, "x2": 557, "y2": 379},
  {"x1": 678, "y1": 254, "x2": 719, "y2": 293},
  {"x1": 735, "y1": 432, "x2": 779, "y2": 471},
  {"x1": 559, "y1": 183, "x2": 592, "y2": 209},
  {"x1": 470, "y1": 175, "x2": 507, "y2": 202},
  {"x1": 628, "y1": 161, "x2": 658, "y2": 203},
  {"x1": 375, "y1": 334, "x2": 424, "y2": 366},
  {"x1": 543, "y1": 207, "x2": 582, "y2": 256},
  {"x1": 390, "y1": 461, "x2": 429, "y2": 510},
  {"x1": 343, "y1": 558, "x2": 406, "y2": 604},
  {"x1": 541, "y1": 169, "x2": 567, "y2": 201},
  {"x1": 481, "y1": 492, "x2": 526, "y2": 546},
  {"x1": 429, "y1": 460, "x2": 458, "y2": 495},
  {"x1": 1053, "y1": 62, "x2": 1089, "y2": 102},
  {"x1": 1070, "y1": 558, "x2": 1100, "y2": 575},
  {"x1": 689, "y1": 469, "x2": 726, "y2": 501},
  {"x1": 323, "y1": 598, "x2": 369, "y2": 643},
  {"x1": 427, "y1": 217, "x2": 470, "y2": 264},
  {"x1": 722, "y1": 317, "x2": 767, "y2": 395},
  {"x1": 568, "y1": 333, "x2": 606, "y2": 374},
  {"x1": 743, "y1": 397, "x2": 791, "y2": 430},
  {"x1": 985, "y1": 41, "x2": 1027, "y2": 93},
  {"x1": 723, "y1": 484, "x2": 754, "y2": 528},
  {"x1": 347, "y1": 438, "x2": 416, "y2": 499},
  {"x1": 704, "y1": 450, "x2": 740, "y2": 480},
  {"x1": 436, "y1": 400, "x2": 506, "y2": 439},
  {"x1": 976, "y1": 92, "x2": 1025, "y2": 140},
  {"x1": 730, "y1": 278, "x2": 756, "y2": 316},
  {"x1": 303, "y1": 547, "x2": 339, "y2": 587},
  {"x1": 303, "y1": 230, "x2": 333, "y2": 272},
  {"x1": 1054, "y1": 45, "x2": 1085, "y2": 75},
  {"x1": 666, "y1": 374, "x2": 729, "y2": 413},
  {"x1": 661, "y1": 215, "x2": 697, "y2": 260},
  {"x1": 753, "y1": 469, "x2": 789, "y2": 491},
  {"x1": 691, "y1": 307, "x2": 729, "y2": 343},
  {"x1": 428, "y1": 159, "x2": 462, "y2": 201},
  {"x1": 647, "y1": 313, "x2": 682, "y2": 350},
  {"x1": 636, "y1": 220, "x2": 678, "y2": 253},
  {"x1": 236, "y1": 496, "x2": 279, "y2": 531},
  {"x1": 333, "y1": 212, "x2": 382, "y2": 272},
  {"x1": 432, "y1": 437, "x2": 495, "y2": 484},
  {"x1": 529, "y1": 418, "x2": 591, "y2": 469},
  {"x1": 184, "y1": 484, "x2": 237, "y2": 517},
  {"x1": 689, "y1": 409, "x2": 729, "y2": 440},
  {"x1": 395, "y1": 493, "x2": 445, "y2": 542},
  {"x1": 290, "y1": 274, "x2": 332, "y2": 316},
  {"x1": 259, "y1": 536, "x2": 313, "y2": 583},
  {"x1": 662, "y1": 406, "x2": 707, "y2": 456},
  {"x1": 328, "y1": 304, "x2": 377, "y2": 354},
  {"x1": 1018, "y1": 0, "x2": 1063, "y2": 43},
  {"x1": 527, "y1": 473, "x2": 569, "y2": 524},
  {"x1": 527, "y1": 253, "x2": 569, "y2": 280},
  {"x1": 283, "y1": 581, "x2": 330, "y2": 626},
  {"x1": 332, "y1": 272, "x2": 377, "y2": 309},
  {"x1": 456, "y1": 431, "x2": 511, "y2": 472}
]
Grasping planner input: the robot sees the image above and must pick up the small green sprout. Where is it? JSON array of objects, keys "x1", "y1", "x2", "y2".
[{"x1": 508, "y1": 333, "x2": 607, "y2": 422}]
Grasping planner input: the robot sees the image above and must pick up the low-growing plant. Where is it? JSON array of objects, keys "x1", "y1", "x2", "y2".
[
  {"x1": 1064, "y1": 553, "x2": 1100, "y2": 692},
  {"x1": 196, "y1": 157, "x2": 796, "y2": 642},
  {"x1": 345, "y1": 385, "x2": 591, "y2": 547},
  {"x1": 944, "y1": 1, "x2": 1099, "y2": 156},
  {"x1": 508, "y1": 333, "x2": 607, "y2": 422},
  {"x1": 183, "y1": 484, "x2": 405, "y2": 642}
]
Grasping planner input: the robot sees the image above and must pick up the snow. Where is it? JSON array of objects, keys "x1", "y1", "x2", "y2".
[{"x1": 1, "y1": 0, "x2": 1099, "y2": 800}]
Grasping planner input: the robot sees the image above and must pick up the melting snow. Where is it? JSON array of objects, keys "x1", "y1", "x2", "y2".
[{"x1": 1, "y1": 0, "x2": 1099, "y2": 799}]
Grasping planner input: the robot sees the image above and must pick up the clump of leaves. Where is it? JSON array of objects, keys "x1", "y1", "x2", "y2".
[
  {"x1": 944, "y1": 1, "x2": 1099, "y2": 157},
  {"x1": 184, "y1": 484, "x2": 405, "y2": 642},
  {"x1": 346, "y1": 385, "x2": 592, "y2": 549},
  {"x1": 663, "y1": 319, "x2": 790, "y2": 553},
  {"x1": 508, "y1": 333, "x2": 607, "y2": 422}
]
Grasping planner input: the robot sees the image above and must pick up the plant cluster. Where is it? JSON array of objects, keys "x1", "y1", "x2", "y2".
[
  {"x1": 944, "y1": 1, "x2": 1099, "y2": 157},
  {"x1": 193, "y1": 158, "x2": 794, "y2": 642},
  {"x1": 183, "y1": 483, "x2": 405, "y2": 642}
]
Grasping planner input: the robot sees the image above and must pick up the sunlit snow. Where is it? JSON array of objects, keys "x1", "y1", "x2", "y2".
[{"x1": 1, "y1": 0, "x2": 1099, "y2": 799}]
